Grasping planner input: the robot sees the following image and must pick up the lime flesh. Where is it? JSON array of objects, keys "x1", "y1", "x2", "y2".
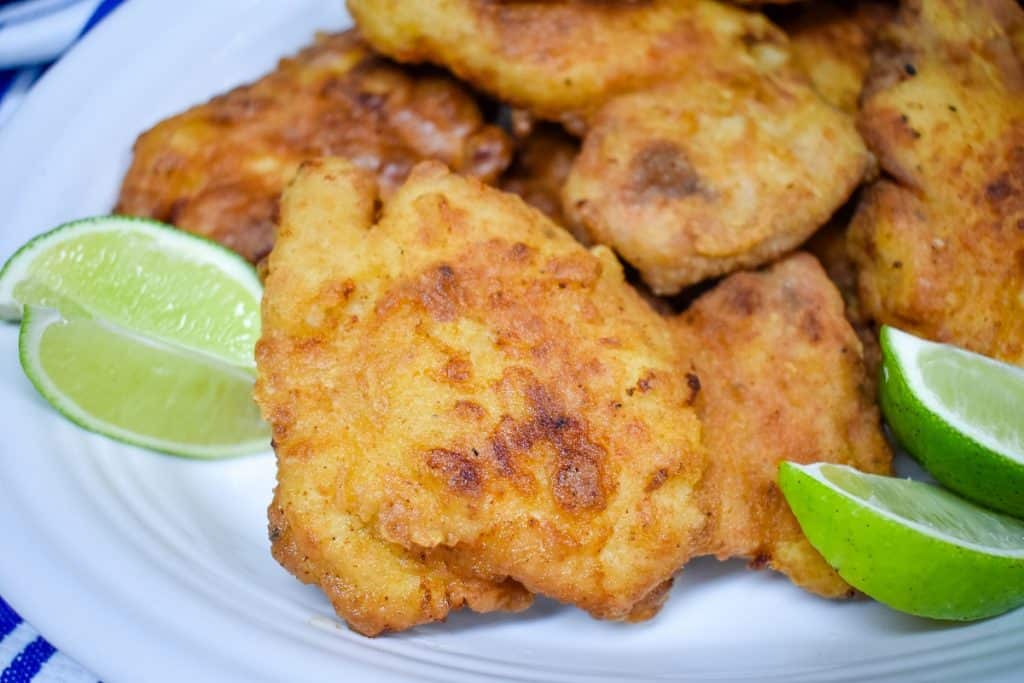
[
  {"x1": 780, "y1": 462, "x2": 1024, "y2": 621},
  {"x1": 880, "y1": 326, "x2": 1024, "y2": 517},
  {"x1": 20, "y1": 307, "x2": 269, "y2": 458}
]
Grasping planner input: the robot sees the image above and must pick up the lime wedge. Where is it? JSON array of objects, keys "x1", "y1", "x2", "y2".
[
  {"x1": 20, "y1": 306, "x2": 269, "y2": 458},
  {"x1": 1, "y1": 216, "x2": 269, "y2": 458},
  {"x1": 0, "y1": 216, "x2": 261, "y2": 367},
  {"x1": 880, "y1": 325, "x2": 1024, "y2": 518},
  {"x1": 780, "y1": 462, "x2": 1024, "y2": 620}
]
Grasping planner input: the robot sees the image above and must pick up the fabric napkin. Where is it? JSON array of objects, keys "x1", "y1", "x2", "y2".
[{"x1": 1, "y1": 2, "x2": 125, "y2": 680}]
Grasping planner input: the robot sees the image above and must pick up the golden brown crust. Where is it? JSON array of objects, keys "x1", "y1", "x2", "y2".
[
  {"x1": 849, "y1": 0, "x2": 1024, "y2": 364},
  {"x1": 563, "y1": 68, "x2": 869, "y2": 293},
  {"x1": 266, "y1": 494, "x2": 532, "y2": 636},
  {"x1": 781, "y1": 1, "x2": 897, "y2": 114},
  {"x1": 258, "y1": 161, "x2": 532, "y2": 636},
  {"x1": 116, "y1": 31, "x2": 511, "y2": 262},
  {"x1": 347, "y1": 0, "x2": 791, "y2": 131},
  {"x1": 256, "y1": 157, "x2": 709, "y2": 633},
  {"x1": 676, "y1": 253, "x2": 892, "y2": 597}
]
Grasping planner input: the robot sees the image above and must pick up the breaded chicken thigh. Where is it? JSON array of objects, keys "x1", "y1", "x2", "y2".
[
  {"x1": 848, "y1": 0, "x2": 1024, "y2": 364},
  {"x1": 676, "y1": 254, "x2": 891, "y2": 597},
  {"x1": 347, "y1": 0, "x2": 791, "y2": 132},
  {"x1": 116, "y1": 31, "x2": 510, "y2": 263},
  {"x1": 256, "y1": 157, "x2": 708, "y2": 634},
  {"x1": 563, "y1": 70, "x2": 868, "y2": 293}
]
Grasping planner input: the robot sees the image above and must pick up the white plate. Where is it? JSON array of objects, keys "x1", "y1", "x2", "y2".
[{"x1": 0, "y1": 1, "x2": 1021, "y2": 681}]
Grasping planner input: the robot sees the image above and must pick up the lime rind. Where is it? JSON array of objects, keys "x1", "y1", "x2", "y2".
[
  {"x1": 780, "y1": 461, "x2": 1024, "y2": 621},
  {"x1": 19, "y1": 305, "x2": 270, "y2": 459},
  {"x1": 881, "y1": 326, "x2": 1024, "y2": 518}
]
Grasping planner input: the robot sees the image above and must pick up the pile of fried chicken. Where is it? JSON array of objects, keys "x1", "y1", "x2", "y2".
[{"x1": 114, "y1": 0, "x2": 1024, "y2": 636}]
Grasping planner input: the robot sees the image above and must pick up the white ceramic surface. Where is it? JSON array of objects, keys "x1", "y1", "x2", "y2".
[{"x1": 0, "y1": 1, "x2": 1021, "y2": 681}]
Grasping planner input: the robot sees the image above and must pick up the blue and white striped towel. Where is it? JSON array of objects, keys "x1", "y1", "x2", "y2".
[
  {"x1": 0, "y1": 0, "x2": 123, "y2": 124},
  {"x1": 1, "y1": 3, "x2": 125, "y2": 680}
]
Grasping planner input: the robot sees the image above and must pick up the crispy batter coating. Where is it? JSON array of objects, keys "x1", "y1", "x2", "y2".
[
  {"x1": 256, "y1": 158, "x2": 708, "y2": 634},
  {"x1": 563, "y1": 69, "x2": 869, "y2": 294},
  {"x1": 848, "y1": 0, "x2": 1024, "y2": 364},
  {"x1": 498, "y1": 123, "x2": 579, "y2": 229},
  {"x1": 782, "y1": 1, "x2": 897, "y2": 114},
  {"x1": 346, "y1": 0, "x2": 792, "y2": 132},
  {"x1": 115, "y1": 31, "x2": 511, "y2": 263},
  {"x1": 677, "y1": 253, "x2": 892, "y2": 597}
]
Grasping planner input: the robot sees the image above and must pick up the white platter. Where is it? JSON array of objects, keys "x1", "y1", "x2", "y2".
[{"x1": 0, "y1": 1, "x2": 1021, "y2": 681}]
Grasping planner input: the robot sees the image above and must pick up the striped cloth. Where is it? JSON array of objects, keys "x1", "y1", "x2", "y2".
[
  {"x1": 0, "y1": 0, "x2": 124, "y2": 124},
  {"x1": 1, "y1": 4, "x2": 125, "y2": 679}
]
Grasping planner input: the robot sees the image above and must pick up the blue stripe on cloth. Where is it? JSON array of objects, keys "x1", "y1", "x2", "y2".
[
  {"x1": 0, "y1": 70, "x2": 15, "y2": 101},
  {"x1": 1, "y1": 637, "x2": 56, "y2": 683},
  {"x1": 77, "y1": 0, "x2": 121, "y2": 37},
  {"x1": 0, "y1": 597, "x2": 22, "y2": 642}
]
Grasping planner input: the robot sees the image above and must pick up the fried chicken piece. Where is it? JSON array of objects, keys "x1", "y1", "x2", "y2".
[
  {"x1": 676, "y1": 253, "x2": 891, "y2": 597},
  {"x1": 347, "y1": 0, "x2": 792, "y2": 132},
  {"x1": 115, "y1": 31, "x2": 511, "y2": 263},
  {"x1": 848, "y1": 0, "x2": 1024, "y2": 364},
  {"x1": 781, "y1": 1, "x2": 897, "y2": 114},
  {"x1": 498, "y1": 123, "x2": 579, "y2": 229},
  {"x1": 563, "y1": 69, "x2": 869, "y2": 294},
  {"x1": 256, "y1": 157, "x2": 709, "y2": 634}
]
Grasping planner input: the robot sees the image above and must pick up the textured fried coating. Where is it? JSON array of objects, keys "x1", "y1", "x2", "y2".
[
  {"x1": 258, "y1": 161, "x2": 532, "y2": 637},
  {"x1": 498, "y1": 123, "x2": 579, "y2": 229},
  {"x1": 848, "y1": 0, "x2": 1024, "y2": 364},
  {"x1": 347, "y1": 0, "x2": 791, "y2": 132},
  {"x1": 256, "y1": 157, "x2": 709, "y2": 634},
  {"x1": 782, "y1": 1, "x2": 897, "y2": 114},
  {"x1": 563, "y1": 69, "x2": 869, "y2": 294},
  {"x1": 116, "y1": 31, "x2": 511, "y2": 263},
  {"x1": 676, "y1": 253, "x2": 891, "y2": 597}
]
